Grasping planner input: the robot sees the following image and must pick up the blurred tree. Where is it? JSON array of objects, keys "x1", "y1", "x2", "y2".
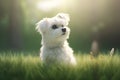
[{"x1": 8, "y1": 0, "x2": 23, "y2": 50}]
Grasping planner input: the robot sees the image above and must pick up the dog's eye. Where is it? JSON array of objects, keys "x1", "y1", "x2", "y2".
[
  {"x1": 61, "y1": 25, "x2": 64, "y2": 27},
  {"x1": 52, "y1": 25, "x2": 58, "y2": 29}
]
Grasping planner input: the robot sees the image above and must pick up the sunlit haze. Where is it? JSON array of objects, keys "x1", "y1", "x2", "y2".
[{"x1": 37, "y1": 0, "x2": 64, "y2": 12}]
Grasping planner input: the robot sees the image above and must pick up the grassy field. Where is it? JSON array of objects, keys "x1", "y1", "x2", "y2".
[{"x1": 0, "y1": 52, "x2": 120, "y2": 80}]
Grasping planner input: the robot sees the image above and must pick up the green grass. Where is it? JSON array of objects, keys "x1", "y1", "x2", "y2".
[{"x1": 0, "y1": 52, "x2": 120, "y2": 80}]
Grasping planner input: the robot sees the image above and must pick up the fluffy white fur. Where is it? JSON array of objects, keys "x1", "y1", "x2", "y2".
[{"x1": 36, "y1": 13, "x2": 76, "y2": 65}]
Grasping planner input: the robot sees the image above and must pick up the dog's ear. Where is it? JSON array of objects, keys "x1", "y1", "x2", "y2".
[
  {"x1": 36, "y1": 18, "x2": 48, "y2": 34},
  {"x1": 56, "y1": 13, "x2": 70, "y2": 25}
]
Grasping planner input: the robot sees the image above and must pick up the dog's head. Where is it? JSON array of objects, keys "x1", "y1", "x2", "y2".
[{"x1": 36, "y1": 13, "x2": 70, "y2": 45}]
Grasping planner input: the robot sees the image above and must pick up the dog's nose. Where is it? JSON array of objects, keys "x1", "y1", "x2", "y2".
[{"x1": 62, "y1": 28, "x2": 66, "y2": 32}]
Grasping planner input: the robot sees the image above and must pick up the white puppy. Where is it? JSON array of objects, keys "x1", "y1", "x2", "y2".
[{"x1": 36, "y1": 13, "x2": 76, "y2": 65}]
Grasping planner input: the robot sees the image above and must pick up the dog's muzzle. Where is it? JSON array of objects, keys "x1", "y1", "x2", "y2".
[
  {"x1": 61, "y1": 28, "x2": 66, "y2": 35},
  {"x1": 62, "y1": 28, "x2": 66, "y2": 32}
]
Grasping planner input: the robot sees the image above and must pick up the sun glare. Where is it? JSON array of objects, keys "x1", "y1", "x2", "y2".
[{"x1": 37, "y1": 0, "x2": 64, "y2": 12}]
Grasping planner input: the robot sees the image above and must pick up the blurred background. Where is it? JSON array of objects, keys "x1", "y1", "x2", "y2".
[{"x1": 0, "y1": 0, "x2": 120, "y2": 52}]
